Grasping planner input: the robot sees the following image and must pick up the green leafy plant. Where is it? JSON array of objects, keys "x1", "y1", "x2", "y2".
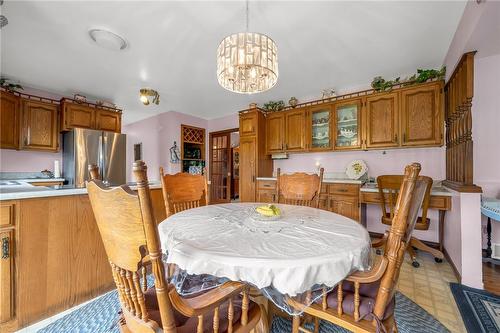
[
  {"x1": 263, "y1": 100, "x2": 285, "y2": 112},
  {"x1": 0, "y1": 77, "x2": 23, "y2": 92},
  {"x1": 371, "y1": 66, "x2": 446, "y2": 92},
  {"x1": 371, "y1": 76, "x2": 400, "y2": 92}
]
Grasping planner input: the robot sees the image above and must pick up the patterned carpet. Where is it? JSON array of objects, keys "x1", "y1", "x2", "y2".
[
  {"x1": 38, "y1": 290, "x2": 449, "y2": 333},
  {"x1": 450, "y1": 283, "x2": 500, "y2": 333}
]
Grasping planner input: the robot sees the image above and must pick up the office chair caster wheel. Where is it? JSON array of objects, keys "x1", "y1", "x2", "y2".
[
  {"x1": 412, "y1": 261, "x2": 420, "y2": 268},
  {"x1": 435, "y1": 257, "x2": 443, "y2": 263},
  {"x1": 376, "y1": 249, "x2": 382, "y2": 255}
]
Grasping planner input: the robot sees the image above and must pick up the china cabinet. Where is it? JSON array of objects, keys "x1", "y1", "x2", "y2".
[
  {"x1": 334, "y1": 99, "x2": 362, "y2": 150},
  {"x1": 308, "y1": 105, "x2": 332, "y2": 151}
]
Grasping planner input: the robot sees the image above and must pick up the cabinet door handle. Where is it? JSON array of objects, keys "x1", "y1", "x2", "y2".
[
  {"x1": 2, "y1": 237, "x2": 9, "y2": 259},
  {"x1": 394, "y1": 133, "x2": 398, "y2": 142},
  {"x1": 338, "y1": 189, "x2": 348, "y2": 192},
  {"x1": 403, "y1": 133, "x2": 406, "y2": 142}
]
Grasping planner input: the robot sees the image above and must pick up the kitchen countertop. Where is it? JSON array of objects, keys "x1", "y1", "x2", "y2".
[
  {"x1": 256, "y1": 177, "x2": 365, "y2": 185},
  {"x1": 0, "y1": 181, "x2": 162, "y2": 201},
  {"x1": 256, "y1": 177, "x2": 453, "y2": 196},
  {"x1": 4, "y1": 178, "x2": 66, "y2": 183}
]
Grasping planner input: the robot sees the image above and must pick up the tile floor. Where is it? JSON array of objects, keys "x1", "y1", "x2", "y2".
[
  {"x1": 18, "y1": 252, "x2": 466, "y2": 333},
  {"x1": 397, "y1": 252, "x2": 466, "y2": 333}
]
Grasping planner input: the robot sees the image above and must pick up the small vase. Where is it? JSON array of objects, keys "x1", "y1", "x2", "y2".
[{"x1": 289, "y1": 97, "x2": 298, "y2": 108}]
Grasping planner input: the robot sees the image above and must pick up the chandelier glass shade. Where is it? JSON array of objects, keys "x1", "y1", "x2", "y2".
[{"x1": 217, "y1": 32, "x2": 278, "y2": 94}]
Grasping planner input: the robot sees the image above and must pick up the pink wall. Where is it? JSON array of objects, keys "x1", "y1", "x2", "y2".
[
  {"x1": 122, "y1": 111, "x2": 208, "y2": 182},
  {"x1": 473, "y1": 54, "x2": 500, "y2": 246},
  {"x1": 0, "y1": 149, "x2": 61, "y2": 173}
]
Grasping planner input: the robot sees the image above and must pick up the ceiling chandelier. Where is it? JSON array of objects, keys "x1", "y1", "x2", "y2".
[{"x1": 217, "y1": 0, "x2": 278, "y2": 94}]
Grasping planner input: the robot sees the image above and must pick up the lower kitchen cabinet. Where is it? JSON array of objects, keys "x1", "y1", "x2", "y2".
[
  {"x1": 329, "y1": 195, "x2": 359, "y2": 221},
  {"x1": 0, "y1": 229, "x2": 14, "y2": 325}
]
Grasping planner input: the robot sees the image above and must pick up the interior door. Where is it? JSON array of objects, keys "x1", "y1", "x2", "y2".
[{"x1": 210, "y1": 132, "x2": 232, "y2": 203}]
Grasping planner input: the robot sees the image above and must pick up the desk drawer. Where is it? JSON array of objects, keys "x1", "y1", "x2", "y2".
[
  {"x1": 257, "y1": 180, "x2": 276, "y2": 190},
  {"x1": 328, "y1": 183, "x2": 359, "y2": 196}
]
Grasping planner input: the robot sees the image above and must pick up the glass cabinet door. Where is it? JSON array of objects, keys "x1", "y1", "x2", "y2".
[
  {"x1": 309, "y1": 107, "x2": 332, "y2": 150},
  {"x1": 334, "y1": 100, "x2": 362, "y2": 150}
]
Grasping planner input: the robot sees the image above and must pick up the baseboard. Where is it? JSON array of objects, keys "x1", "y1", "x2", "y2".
[{"x1": 443, "y1": 248, "x2": 462, "y2": 283}]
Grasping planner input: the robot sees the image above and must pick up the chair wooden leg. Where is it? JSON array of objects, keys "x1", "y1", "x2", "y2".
[
  {"x1": 410, "y1": 237, "x2": 444, "y2": 261},
  {"x1": 313, "y1": 317, "x2": 319, "y2": 333},
  {"x1": 292, "y1": 316, "x2": 300, "y2": 333}
]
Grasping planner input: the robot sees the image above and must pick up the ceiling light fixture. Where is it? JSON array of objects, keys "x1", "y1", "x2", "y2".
[
  {"x1": 139, "y1": 88, "x2": 160, "y2": 106},
  {"x1": 216, "y1": 0, "x2": 278, "y2": 94},
  {"x1": 89, "y1": 29, "x2": 127, "y2": 51}
]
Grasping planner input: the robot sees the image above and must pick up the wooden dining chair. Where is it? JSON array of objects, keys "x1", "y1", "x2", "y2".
[
  {"x1": 87, "y1": 160, "x2": 262, "y2": 333},
  {"x1": 290, "y1": 163, "x2": 427, "y2": 333},
  {"x1": 372, "y1": 174, "x2": 444, "y2": 267},
  {"x1": 88, "y1": 164, "x2": 100, "y2": 180},
  {"x1": 276, "y1": 168, "x2": 324, "y2": 208},
  {"x1": 159, "y1": 167, "x2": 209, "y2": 217}
]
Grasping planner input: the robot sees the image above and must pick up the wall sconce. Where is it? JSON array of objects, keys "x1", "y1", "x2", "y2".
[{"x1": 139, "y1": 88, "x2": 160, "y2": 105}]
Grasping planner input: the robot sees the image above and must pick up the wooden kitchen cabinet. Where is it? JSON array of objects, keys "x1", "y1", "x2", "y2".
[
  {"x1": 239, "y1": 136, "x2": 257, "y2": 201},
  {"x1": 239, "y1": 108, "x2": 273, "y2": 202},
  {"x1": 95, "y1": 109, "x2": 121, "y2": 133},
  {"x1": 308, "y1": 105, "x2": 332, "y2": 151},
  {"x1": 365, "y1": 92, "x2": 399, "y2": 148},
  {"x1": 266, "y1": 112, "x2": 285, "y2": 154},
  {"x1": 0, "y1": 230, "x2": 14, "y2": 324},
  {"x1": 256, "y1": 179, "x2": 276, "y2": 203},
  {"x1": 400, "y1": 82, "x2": 443, "y2": 146},
  {"x1": 329, "y1": 195, "x2": 359, "y2": 221},
  {"x1": 20, "y1": 100, "x2": 59, "y2": 151},
  {"x1": 0, "y1": 91, "x2": 20, "y2": 149},
  {"x1": 334, "y1": 99, "x2": 362, "y2": 150},
  {"x1": 61, "y1": 101, "x2": 95, "y2": 130},
  {"x1": 239, "y1": 112, "x2": 258, "y2": 137},
  {"x1": 285, "y1": 109, "x2": 307, "y2": 151}
]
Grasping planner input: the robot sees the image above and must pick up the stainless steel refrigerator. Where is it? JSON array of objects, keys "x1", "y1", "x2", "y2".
[{"x1": 62, "y1": 128, "x2": 126, "y2": 187}]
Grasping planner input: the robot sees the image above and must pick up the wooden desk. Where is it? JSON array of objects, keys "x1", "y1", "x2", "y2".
[{"x1": 360, "y1": 190, "x2": 452, "y2": 253}]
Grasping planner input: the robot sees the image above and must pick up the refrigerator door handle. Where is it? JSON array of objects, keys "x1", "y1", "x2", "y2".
[
  {"x1": 103, "y1": 135, "x2": 109, "y2": 185},
  {"x1": 98, "y1": 135, "x2": 104, "y2": 182}
]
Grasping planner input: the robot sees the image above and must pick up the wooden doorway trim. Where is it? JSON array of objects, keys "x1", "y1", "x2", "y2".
[{"x1": 209, "y1": 128, "x2": 239, "y2": 204}]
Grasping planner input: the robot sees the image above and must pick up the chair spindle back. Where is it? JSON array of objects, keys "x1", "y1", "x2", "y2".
[{"x1": 276, "y1": 168, "x2": 324, "y2": 208}]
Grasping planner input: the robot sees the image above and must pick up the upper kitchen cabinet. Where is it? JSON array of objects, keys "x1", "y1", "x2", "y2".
[
  {"x1": 0, "y1": 91, "x2": 20, "y2": 149},
  {"x1": 308, "y1": 105, "x2": 332, "y2": 151},
  {"x1": 239, "y1": 111, "x2": 258, "y2": 137},
  {"x1": 60, "y1": 99, "x2": 122, "y2": 133},
  {"x1": 96, "y1": 109, "x2": 121, "y2": 132},
  {"x1": 365, "y1": 92, "x2": 399, "y2": 148},
  {"x1": 61, "y1": 100, "x2": 95, "y2": 130},
  {"x1": 266, "y1": 112, "x2": 285, "y2": 154},
  {"x1": 20, "y1": 100, "x2": 59, "y2": 152},
  {"x1": 333, "y1": 99, "x2": 362, "y2": 150},
  {"x1": 284, "y1": 109, "x2": 307, "y2": 151},
  {"x1": 400, "y1": 82, "x2": 443, "y2": 146}
]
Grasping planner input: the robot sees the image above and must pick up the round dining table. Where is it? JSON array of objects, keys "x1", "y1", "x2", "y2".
[{"x1": 158, "y1": 202, "x2": 371, "y2": 318}]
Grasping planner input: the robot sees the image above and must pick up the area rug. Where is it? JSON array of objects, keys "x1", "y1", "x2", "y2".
[
  {"x1": 38, "y1": 290, "x2": 450, "y2": 333},
  {"x1": 450, "y1": 282, "x2": 500, "y2": 333}
]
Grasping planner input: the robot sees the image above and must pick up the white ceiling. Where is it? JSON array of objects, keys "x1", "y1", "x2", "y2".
[{"x1": 1, "y1": 1, "x2": 466, "y2": 125}]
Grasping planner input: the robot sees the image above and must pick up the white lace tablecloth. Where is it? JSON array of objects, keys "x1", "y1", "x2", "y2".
[{"x1": 158, "y1": 203, "x2": 371, "y2": 297}]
